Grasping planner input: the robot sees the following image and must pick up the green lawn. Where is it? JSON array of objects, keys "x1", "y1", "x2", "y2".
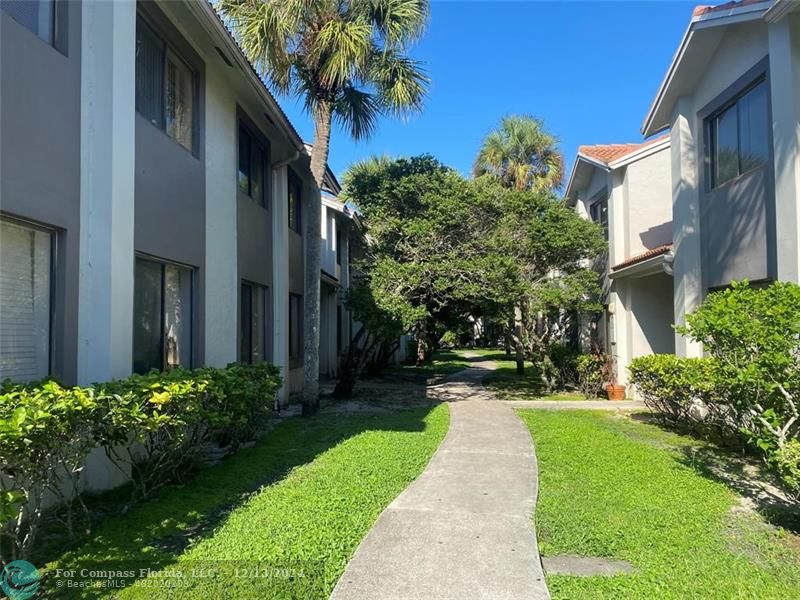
[
  {"x1": 518, "y1": 410, "x2": 800, "y2": 599},
  {"x1": 43, "y1": 404, "x2": 448, "y2": 599},
  {"x1": 468, "y1": 348, "x2": 592, "y2": 401},
  {"x1": 385, "y1": 348, "x2": 474, "y2": 379}
]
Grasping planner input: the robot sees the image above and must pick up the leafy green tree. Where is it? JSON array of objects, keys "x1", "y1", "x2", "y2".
[
  {"x1": 219, "y1": 0, "x2": 430, "y2": 414},
  {"x1": 343, "y1": 155, "x2": 514, "y2": 367},
  {"x1": 474, "y1": 115, "x2": 564, "y2": 192}
]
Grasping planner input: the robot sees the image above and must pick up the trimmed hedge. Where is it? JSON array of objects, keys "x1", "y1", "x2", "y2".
[{"x1": 0, "y1": 363, "x2": 281, "y2": 559}]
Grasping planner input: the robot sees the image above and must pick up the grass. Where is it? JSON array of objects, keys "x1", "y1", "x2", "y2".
[
  {"x1": 384, "y1": 349, "x2": 473, "y2": 380},
  {"x1": 518, "y1": 409, "x2": 800, "y2": 599},
  {"x1": 467, "y1": 348, "x2": 593, "y2": 401},
  {"x1": 42, "y1": 404, "x2": 449, "y2": 599}
]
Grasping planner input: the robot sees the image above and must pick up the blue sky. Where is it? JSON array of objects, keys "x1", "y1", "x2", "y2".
[{"x1": 278, "y1": 1, "x2": 697, "y2": 183}]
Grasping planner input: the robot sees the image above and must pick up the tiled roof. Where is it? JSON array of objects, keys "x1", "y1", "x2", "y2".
[
  {"x1": 578, "y1": 134, "x2": 669, "y2": 166},
  {"x1": 612, "y1": 244, "x2": 673, "y2": 271},
  {"x1": 692, "y1": 0, "x2": 769, "y2": 17}
]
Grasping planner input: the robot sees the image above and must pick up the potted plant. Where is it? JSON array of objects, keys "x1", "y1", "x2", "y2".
[{"x1": 602, "y1": 353, "x2": 626, "y2": 401}]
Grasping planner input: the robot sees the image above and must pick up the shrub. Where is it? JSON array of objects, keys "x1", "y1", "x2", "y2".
[
  {"x1": 540, "y1": 344, "x2": 580, "y2": 392},
  {"x1": 576, "y1": 353, "x2": 608, "y2": 398},
  {"x1": 679, "y1": 281, "x2": 800, "y2": 458},
  {"x1": 0, "y1": 381, "x2": 102, "y2": 559},
  {"x1": 773, "y1": 440, "x2": 800, "y2": 501},
  {"x1": 0, "y1": 363, "x2": 281, "y2": 559},
  {"x1": 628, "y1": 355, "x2": 721, "y2": 428}
]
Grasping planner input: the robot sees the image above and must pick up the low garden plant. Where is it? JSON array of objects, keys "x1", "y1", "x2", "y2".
[{"x1": 0, "y1": 363, "x2": 281, "y2": 560}]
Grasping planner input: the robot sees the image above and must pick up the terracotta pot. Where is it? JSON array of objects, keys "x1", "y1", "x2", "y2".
[{"x1": 606, "y1": 384, "x2": 626, "y2": 401}]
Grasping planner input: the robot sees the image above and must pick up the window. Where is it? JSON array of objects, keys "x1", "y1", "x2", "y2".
[
  {"x1": 238, "y1": 124, "x2": 269, "y2": 207},
  {"x1": 336, "y1": 227, "x2": 343, "y2": 266},
  {"x1": 590, "y1": 197, "x2": 608, "y2": 240},
  {"x1": 240, "y1": 282, "x2": 268, "y2": 364},
  {"x1": 135, "y1": 14, "x2": 195, "y2": 152},
  {"x1": 288, "y1": 170, "x2": 302, "y2": 233},
  {"x1": 133, "y1": 256, "x2": 192, "y2": 373},
  {"x1": 0, "y1": 219, "x2": 52, "y2": 382},
  {"x1": 708, "y1": 78, "x2": 769, "y2": 189},
  {"x1": 1, "y1": 0, "x2": 53, "y2": 44},
  {"x1": 289, "y1": 294, "x2": 303, "y2": 360}
]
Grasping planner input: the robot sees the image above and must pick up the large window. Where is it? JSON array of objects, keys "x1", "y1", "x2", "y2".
[
  {"x1": 590, "y1": 197, "x2": 608, "y2": 240},
  {"x1": 1, "y1": 0, "x2": 53, "y2": 44},
  {"x1": 133, "y1": 257, "x2": 193, "y2": 374},
  {"x1": 708, "y1": 78, "x2": 769, "y2": 189},
  {"x1": 238, "y1": 125, "x2": 270, "y2": 208},
  {"x1": 135, "y1": 14, "x2": 195, "y2": 152},
  {"x1": 0, "y1": 219, "x2": 52, "y2": 382},
  {"x1": 289, "y1": 293, "x2": 303, "y2": 360},
  {"x1": 240, "y1": 282, "x2": 268, "y2": 364},
  {"x1": 288, "y1": 171, "x2": 302, "y2": 234}
]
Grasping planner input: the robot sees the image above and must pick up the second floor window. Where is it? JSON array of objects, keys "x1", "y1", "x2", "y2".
[
  {"x1": 590, "y1": 197, "x2": 608, "y2": 240},
  {"x1": 1, "y1": 0, "x2": 54, "y2": 44},
  {"x1": 288, "y1": 171, "x2": 302, "y2": 234},
  {"x1": 238, "y1": 125, "x2": 269, "y2": 207},
  {"x1": 708, "y1": 78, "x2": 769, "y2": 189},
  {"x1": 136, "y1": 14, "x2": 195, "y2": 153}
]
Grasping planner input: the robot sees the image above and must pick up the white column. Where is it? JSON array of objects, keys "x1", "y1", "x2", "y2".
[
  {"x1": 769, "y1": 19, "x2": 800, "y2": 282},
  {"x1": 77, "y1": 0, "x2": 136, "y2": 384},
  {"x1": 670, "y1": 98, "x2": 704, "y2": 358},
  {"x1": 204, "y1": 68, "x2": 238, "y2": 366},
  {"x1": 341, "y1": 224, "x2": 351, "y2": 347},
  {"x1": 272, "y1": 166, "x2": 290, "y2": 406}
]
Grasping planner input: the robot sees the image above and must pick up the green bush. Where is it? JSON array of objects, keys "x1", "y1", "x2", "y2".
[
  {"x1": 628, "y1": 355, "x2": 721, "y2": 427},
  {"x1": 630, "y1": 281, "x2": 800, "y2": 497},
  {"x1": 0, "y1": 363, "x2": 281, "y2": 559},
  {"x1": 540, "y1": 344, "x2": 580, "y2": 392},
  {"x1": 680, "y1": 281, "x2": 800, "y2": 457},
  {"x1": 576, "y1": 353, "x2": 608, "y2": 398}
]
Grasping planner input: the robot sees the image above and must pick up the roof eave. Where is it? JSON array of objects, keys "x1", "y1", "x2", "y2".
[
  {"x1": 641, "y1": 3, "x2": 769, "y2": 137},
  {"x1": 565, "y1": 154, "x2": 610, "y2": 206},
  {"x1": 193, "y1": 1, "x2": 306, "y2": 154}
]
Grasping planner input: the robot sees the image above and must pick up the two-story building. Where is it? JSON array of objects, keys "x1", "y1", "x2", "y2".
[
  {"x1": 566, "y1": 136, "x2": 675, "y2": 384},
  {"x1": 0, "y1": 0, "x2": 343, "y2": 405},
  {"x1": 642, "y1": 0, "x2": 800, "y2": 358}
]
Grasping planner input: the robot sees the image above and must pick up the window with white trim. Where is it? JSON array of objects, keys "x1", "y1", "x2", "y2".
[{"x1": 0, "y1": 218, "x2": 52, "y2": 383}]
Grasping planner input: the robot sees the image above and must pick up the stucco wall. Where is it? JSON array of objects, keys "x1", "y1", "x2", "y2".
[
  {"x1": 0, "y1": 1, "x2": 82, "y2": 384},
  {"x1": 622, "y1": 147, "x2": 673, "y2": 257}
]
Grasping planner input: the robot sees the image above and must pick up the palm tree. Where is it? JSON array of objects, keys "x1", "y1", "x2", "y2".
[
  {"x1": 474, "y1": 115, "x2": 564, "y2": 375},
  {"x1": 474, "y1": 115, "x2": 564, "y2": 192},
  {"x1": 219, "y1": 0, "x2": 429, "y2": 415}
]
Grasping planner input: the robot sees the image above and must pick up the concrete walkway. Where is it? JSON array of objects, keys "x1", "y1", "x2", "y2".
[{"x1": 330, "y1": 359, "x2": 550, "y2": 600}]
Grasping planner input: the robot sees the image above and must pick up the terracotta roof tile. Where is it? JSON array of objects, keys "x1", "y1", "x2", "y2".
[
  {"x1": 612, "y1": 244, "x2": 673, "y2": 271},
  {"x1": 692, "y1": 0, "x2": 769, "y2": 17},
  {"x1": 578, "y1": 134, "x2": 669, "y2": 166}
]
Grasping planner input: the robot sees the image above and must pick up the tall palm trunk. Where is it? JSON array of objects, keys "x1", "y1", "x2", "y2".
[{"x1": 303, "y1": 100, "x2": 332, "y2": 416}]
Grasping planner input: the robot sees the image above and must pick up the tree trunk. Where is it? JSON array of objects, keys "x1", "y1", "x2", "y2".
[
  {"x1": 415, "y1": 323, "x2": 427, "y2": 367},
  {"x1": 514, "y1": 303, "x2": 525, "y2": 375},
  {"x1": 303, "y1": 100, "x2": 332, "y2": 416}
]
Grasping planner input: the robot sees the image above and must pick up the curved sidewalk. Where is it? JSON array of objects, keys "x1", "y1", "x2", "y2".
[{"x1": 330, "y1": 359, "x2": 550, "y2": 600}]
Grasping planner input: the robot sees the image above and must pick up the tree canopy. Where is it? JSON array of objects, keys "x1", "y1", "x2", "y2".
[{"x1": 341, "y1": 155, "x2": 604, "y2": 372}]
